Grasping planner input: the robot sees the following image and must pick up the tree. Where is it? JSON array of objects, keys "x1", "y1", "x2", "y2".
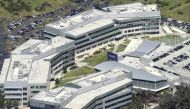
[
  {"x1": 0, "y1": 93, "x2": 5, "y2": 109},
  {"x1": 187, "y1": 29, "x2": 190, "y2": 33},
  {"x1": 0, "y1": 0, "x2": 32, "y2": 14},
  {"x1": 55, "y1": 78, "x2": 60, "y2": 85},
  {"x1": 5, "y1": 99, "x2": 19, "y2": 108},
  {"x1": 159, "y1": 83, "x2": 190, "y2": 109},
  {"x1": 144, "y1": 0, "x2": 147, "y2": 4},
  {"x1": 155, "y1": 0, "x2": 160, "y2": 4},
  {"x1": 93, "y1": 0, "x2": 102, "y2": 9},
  {"x1": 123, "y1": 90, "x2": 158, "y2": 109}
]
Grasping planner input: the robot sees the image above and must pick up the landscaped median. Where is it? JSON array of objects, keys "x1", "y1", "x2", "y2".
[
  {"x1": 116, "y1": 44, "x2": 127, "y2": 53},
  {"x1": 55, "y1": 66, "x2": 94, "y2": 87}
]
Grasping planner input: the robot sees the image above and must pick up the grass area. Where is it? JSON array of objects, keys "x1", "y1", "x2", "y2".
[
  {"x1": 83, "y1": 47, "x2": 114, "y2": 66},
  {"x1": 116, "y1": 44, "x2": 127, "y2": 53},
  {"x1": 0, "y1": 0, "x2": 71, "y2": 19},
  {"x1": 56, "y1": 66, "x2": 94, "y2": 87},
  {"x1": 0, "y1": 0, "x2": 190, "y2": 23},
  {"x1": 144, "y1": 35, "x2": 189, "y2": 45}
]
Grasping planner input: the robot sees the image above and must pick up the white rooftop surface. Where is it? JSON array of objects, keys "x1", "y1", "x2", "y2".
[
  {"x1": 65, "y1": 78, "x2": 131, "y2": 109},
  {"x1": 46, "y1": 3, "x2": 159, "y2": 36},
  {"x1": 104, "y1": 3, "x2": 157, "y2": 13},
  {"x1": 6, "y1": 55, "x2": 33, "y2": 81},
  {"x1": 33, "y1": 87, "x2": 78, "y2": 104},
  {"x1": 119, "y1": 57, "x2": 142, "y2": 69},
  {"x1": 12, "y1": 39, "x2": 42, "y2": 54},
  {"x1": 31, "y1": 69, "x2": 132, "y2": 108},
  {"x1": 1, "y1": 36, "x2": 72, "y2": 84},
  {"x1": 65, "y1": 18, "x2": 114, "y2": 36},
  {"x1": 46, "y1": 9, "x2": 105, "y2": 30},
  {"x1": 4, "y1": 54, "x2": 49, "y2": 84},
  {"x1": 28, "y1": 59, "x2": 50, "y2": 84},
  {"x1": 13, "y1": 36, "x2": 73, "y2": 55}
]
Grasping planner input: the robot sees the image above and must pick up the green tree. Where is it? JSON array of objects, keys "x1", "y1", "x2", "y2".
[
  {"x1": 55, "y1": 78, "x2": 60, "y2": 85},
  {"x1": 0, "y1": 93, "x2": 5, "y2": 109},
  {"x1": 0, "y1": 0, "x2": 31, "y2": 14},
  {"x1": 5, "y1": 99, "x2": 19, "y2": 108},
  {"x1": 159, "y1": 83, "x2": 190, "y2": 109}
]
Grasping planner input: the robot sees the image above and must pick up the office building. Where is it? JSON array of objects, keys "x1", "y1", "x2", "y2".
[
  {"x1": 95, "y1": 61, "x2": 169, "y2": 92},
  {"x1": 43, "y1": 3, "x2": 160, "y2": 57},
  {"x1": 29, "y1": 68, "x2": 133, "y2": 109},
  {"x1": 0, "y1": 36, "x2": 75, "y2": 106}
]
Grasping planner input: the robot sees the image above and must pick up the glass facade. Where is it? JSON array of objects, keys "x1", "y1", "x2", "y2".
[{"x1": 133, "y1": 79, "x2": 167, "y2": 90}]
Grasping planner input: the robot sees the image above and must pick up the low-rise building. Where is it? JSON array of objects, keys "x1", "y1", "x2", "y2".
[
  {"x1": 29, "y1": 68, "x2": 133, "y2": 109},
  {"x1": 95, "y1": 61, "x2": 169, "y2": 92},
  {"x1": 0, "y1": 36, "x2": 75, "y2": 106},
  {"x1": 43, "y1": 3, "x2": 160, "y2": 57}
]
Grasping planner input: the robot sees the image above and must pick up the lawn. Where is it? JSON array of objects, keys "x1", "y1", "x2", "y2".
[
  {"x1": 0, "y1": 0, "x2": 70, "y2": 19},
  {"x1": 116, "y1": 44, "x2": 127, "y2": 53},
  {"x1": 56, "y1": 66, "x2": 94, "y2": 87},
  {"x1": 83, "y1": 48, "x2": 114, "y2": 66},
  {"x1": 1, "y1": 0, "x2": 190, "y2": 23}
]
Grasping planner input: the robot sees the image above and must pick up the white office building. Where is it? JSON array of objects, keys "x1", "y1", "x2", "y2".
[
  {"x1": 43, "y1": 3, "x2": 160, "y2": 57},
  {"x1": 0, "y1": 36, "x2": 75, "y2": 106},
  {"x1": 29, "y1": 68, "x2": 133, "y2": 109},
  {"x1": 95, "y1": 61, "x2": 169, "y2": 92}
]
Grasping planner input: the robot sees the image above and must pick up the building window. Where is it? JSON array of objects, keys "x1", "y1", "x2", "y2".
[
  {"x1": 23, "y1": 87, "x2": 27, "y2": 90},
  {"x1": 40, "y1": 86, "x2": 47, "y2": 89},
  {"x1": 32, "y1": 91, "x2": 40, "y2": 94}
]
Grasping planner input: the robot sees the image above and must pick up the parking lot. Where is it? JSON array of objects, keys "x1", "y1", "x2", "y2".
[
  {"x1": 3, "y1": 0, "x2": 111, "y2": 50},
  {"x1": 152, "y1": 39, "x2": 190, "y2": 78},
  {"x1": 161, "y1": 17, "x2": 190, "y2": 33}
]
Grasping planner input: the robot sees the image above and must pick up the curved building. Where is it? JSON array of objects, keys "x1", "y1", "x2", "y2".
[
  {"x1": 29, "y1": 69, "x2": 133, "y2": 109},
  {"x1": 43, "y1": 3, "x2": 160, "y2": 57}
]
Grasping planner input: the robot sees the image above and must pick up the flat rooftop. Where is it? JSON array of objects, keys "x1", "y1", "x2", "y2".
[
  {"x1": 12, "y1": 36, "x2": 73, "y2": 55},
  {"x1": 45, "y1": 2, "x2": 160, "y2": 37},
  {"x1": 103, "y1": 2, "x2": 158, "y2": 13},
  {"x1": 0, "y1": 37, "x2": 73, "y2": 84},
  {"x1": 46, "y1": 9, "x2": 105, "y2": 30},
  {"x1": 95, "y1": 61, "x2": 166, "y2": 82},
  {"x1": 127, "y1": 40, "x2": 161, "y2": 58},
  {"x1": 65, "y1": 18, "x2": 114, "y2": 36},
  {"x1": 3, "y1": 55, "x2": 50, "y2": 84},
  {"x1": 30, "y1": 68, "x2": 132, "y2": 109}
]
